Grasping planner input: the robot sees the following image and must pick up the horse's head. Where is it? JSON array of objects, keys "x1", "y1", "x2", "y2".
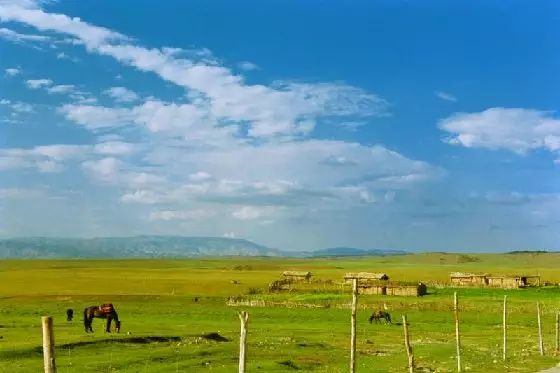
[{"x1": 115, "y1": 320, "x2": 121, "y2": 333}]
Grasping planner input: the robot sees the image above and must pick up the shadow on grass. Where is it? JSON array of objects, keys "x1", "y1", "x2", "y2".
[
  {"x1": 0, "y1": 332, "x2": 231, "y2": 359},
  {"x1": 58, "y1": 336, "x2": 182, "y2": 349}
]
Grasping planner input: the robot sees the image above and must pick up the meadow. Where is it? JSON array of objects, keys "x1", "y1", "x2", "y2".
[{"x1": 1, "y1": 252, "x2": 560, "y2": 372}]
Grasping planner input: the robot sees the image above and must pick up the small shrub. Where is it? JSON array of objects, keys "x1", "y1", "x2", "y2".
[{"x1": 247, "y1": 287, "x2": 263, "y2": 295}]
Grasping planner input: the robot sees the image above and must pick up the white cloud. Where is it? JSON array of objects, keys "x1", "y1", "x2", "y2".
[
  {"x1": 104, "y1": 86, "x2": 139, "y2": 102},
  {"x1": 338, "y1": 121, "x2": 366, "y2": 132},
  {"x1": 55, "y1": 51, "x2": 78, "y2": 62},
  {"x1": 94, "y1": 141, "x2": 136, "y2": 156},
  {"x1": 5, "y1": 67, "x2": 21, "y2": 76},
  {"x1": 81, "y1": 157, "x2": 121, "y2": 182},
  {"x1": 0, "y1": 144, "x2": 88, "y2": 172},
  {"x1": 232, "y1": 206, "x2": 262, "y2": 220},
  {"x1": 149, "y1": 209, "x2": 215, "y2": 221},
  {"x1": 121, "y1": 189, "x2": 163, "y2": 204},
  {"x1": 115, "y1": 139, "x2": 441, "y2": 213},
  {"x1": 189, "y1": 171, "x2": 212, "y2": 182},
  {"x1": 439, "y1": 108, "x2": 560, "y2": 155},
  {"x1": 60, "y1": 100, "x2": 238, "y2": 146},
  {"x1": 12, "y1": 102, "x2": 32, "y2": 112},
  {"x1": 25, "y1": 78, "x2": 52, "y2": 89},
  {"x1": 1, "y1": 100, "x2": 33, "y2": 113},
  {"x1": 1, "y1": 4, "x2": 388, "y2": 138},
  {"x1": 435, "y1": 91, "x2": 457, "y2": 102},
  {"x1": 0, "y1": 26, "x2": 49, "y2": 42},
  {"x1": 59, "y1": 104, "x2": 133, "y2": 130},
  {"x1": 36, "y1": 159, "x2": 63, "y2": 173},
  {"x1": 0, "y1": 1, "x2": 448, "y2": 244},
  {"x1": 47, "y1": 84, "x2": 75, "y2": 94},
  {"x1": 237, "y1": 61, "x2": 259, "y2": 71}
]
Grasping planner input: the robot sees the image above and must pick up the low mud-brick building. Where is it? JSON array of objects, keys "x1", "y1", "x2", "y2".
[
  {"x1": 450, "y1": 272, "x2": 489, "y2": 286},
  {"x1": 344, "y1": 272, "x2": 425, "y2": 296},
  {"x1": 357, "y1": 282, "x2": 427, "y2": 297},
  {"x1": 486, "y1": 275, "x2": 540, "y2": 289},
  {"x1": 450, "y1": 272, "x2": 540, "y2": 288},
  {"x1": 282, "y1": 271, "x2": 312, "y2": 283}
]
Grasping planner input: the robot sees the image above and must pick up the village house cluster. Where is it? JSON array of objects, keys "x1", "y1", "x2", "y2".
[
  {"x1": 269, "y1": 271, "x2": 428, "y2": 297},
  {"x1": 449, "y1": 272, "x2": 541, "y2": 289}
]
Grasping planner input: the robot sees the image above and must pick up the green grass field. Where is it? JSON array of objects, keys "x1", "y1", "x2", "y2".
[{"x1": 2, "y1": 252, "x2": 560, "y2": 372}]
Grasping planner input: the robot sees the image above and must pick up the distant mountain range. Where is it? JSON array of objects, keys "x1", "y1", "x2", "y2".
[{"x1": 0, "y1": 236, "x2": 408, "y2": 258}]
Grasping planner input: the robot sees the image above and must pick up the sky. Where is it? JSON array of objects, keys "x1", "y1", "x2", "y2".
[{"x1": 0, "y1": 0, "x2": 559, "y2": 252}]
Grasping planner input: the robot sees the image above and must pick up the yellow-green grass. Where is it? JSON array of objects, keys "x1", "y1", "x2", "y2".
[{"x1": 1, "y1": 252, "x2": 560, "y2": 372}]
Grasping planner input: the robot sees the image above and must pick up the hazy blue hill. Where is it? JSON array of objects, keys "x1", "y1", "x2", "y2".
[
  {"x1": 0, "y1": 236, "x2": 280, "y2": 258},
  {"x1": 308, "y1": 247, "x2": 408, "y2": 257},
  {"x1": 0, "y1": 237, "x2": 409, "y2": 258}
]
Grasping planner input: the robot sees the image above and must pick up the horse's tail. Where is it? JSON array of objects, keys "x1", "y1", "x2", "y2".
[{"x1": 83, "y1": 307, "x2": 89, "y2": 329}]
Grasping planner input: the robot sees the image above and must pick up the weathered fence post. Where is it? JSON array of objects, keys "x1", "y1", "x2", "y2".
[
  {"x1": 503, "y1": 295, "x2": 507, "y2": 361},
  {"x1": 454, "y1": 292, "x2": 462, "y2": 372},
  {"x1": 350, "y1": 278, "x2": 358, "y2": 373},
  {"x1": 41, "y1": 316, "x2": 56, "y2": 373},
  {"x1": 402, "y1": 314, "x2": 414, "y2": 373},
  {"x1": 537, "y1": 302, "x2": 544, "y2": 356},
  {"x1": 556, "y1": 312, "x2": 560, "y2": 354},
  {"x1": 238, "y1": 311, "x2": 249, "y2": 373}
]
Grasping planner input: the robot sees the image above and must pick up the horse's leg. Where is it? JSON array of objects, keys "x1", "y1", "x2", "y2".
[
  {"x1": 84, "y1": 309, "x2": 90, "y2": 332},
  {"x1": 106, "y1": 316, "x2": 112, "y2": 333}
]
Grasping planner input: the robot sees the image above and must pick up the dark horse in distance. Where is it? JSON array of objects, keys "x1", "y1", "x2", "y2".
[
  {"x1": 66, "y1": 308, "x2": 74, "y2": 321},
  {"x1": 84, "y1": 304, "x2": 121, "y2": 333},
  {"x1": 369, "y1": 310, "x2": 392, "y2": 324}
]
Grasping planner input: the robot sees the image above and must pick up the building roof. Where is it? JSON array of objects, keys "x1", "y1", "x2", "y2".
[
  {"x1": 344, "y1": 272, "x2": 389, "y2": 280},
  {"x1": 487, "y1": 275, "x2": 540, "y2": 279},
  {"x1": 450, "y1": 272, "x2": 488, "y2": 278}
]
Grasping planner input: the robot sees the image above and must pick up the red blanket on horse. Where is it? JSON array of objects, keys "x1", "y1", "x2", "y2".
[{"x1": 101, "y1": 303, "x2": 114, "y2": 316}]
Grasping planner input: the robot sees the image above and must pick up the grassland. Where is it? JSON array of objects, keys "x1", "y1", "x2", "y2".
[{"x1": 1, "y1": 252, "x2": 560, "y2": 372}]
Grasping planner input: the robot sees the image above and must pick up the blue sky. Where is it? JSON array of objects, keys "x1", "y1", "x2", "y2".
[{"x1": 0, "y1": 0, "x2": 559, "y2": 251}]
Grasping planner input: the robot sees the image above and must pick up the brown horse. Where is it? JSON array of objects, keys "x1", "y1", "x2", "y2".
[{"x1": 84, "y1": 304, "x2": 121, "y2": 333}]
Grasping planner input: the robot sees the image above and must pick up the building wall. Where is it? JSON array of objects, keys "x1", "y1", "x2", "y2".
[
  {"x1": 450, "y1": 277, "x2": 487, "y2": 286},
  {"x1": 358, "y1": 286, "x2": 386, "y2": 295}
]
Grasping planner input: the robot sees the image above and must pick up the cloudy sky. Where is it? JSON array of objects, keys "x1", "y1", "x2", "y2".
[{"x1": 0, "y1": 0, "x2": 559, "y2": 251}]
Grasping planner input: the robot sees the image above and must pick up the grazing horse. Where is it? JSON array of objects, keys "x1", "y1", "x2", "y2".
[
  {"x1": 83, "y1": 304, "x2": 121, "y2": 333},
  {"x1": 66, "y1": 308, "x2": 74, "y2": 321},
  {"x1": 369, "y1": 310, "x2": 392, "y2": 324}
]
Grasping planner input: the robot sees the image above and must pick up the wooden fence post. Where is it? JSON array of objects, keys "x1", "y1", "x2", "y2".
[
  {"x1": 454, "y1": 292, "x2": 462, "y2": 372},
  {"x1": 537, "y1": 302, "x2": 544, "y2": 356},
  {"x1": 503, "y1": 295, "x2": 507, "y2": 361},
  {"x1": 402, "y1": 314, "x2": 414, "y2": 373},
  {"x1": 556, "y1": 312, "x2": 560, "y2": 354},
  {"x1": 238, "y1": 311, "x2": 249, "y2": 373},
  {"x1": 41, "y1": 316, "x2": 56, "y2": 373},
  {"x1": 350, "y1": 278, "x2": 358, "y2": 373}
]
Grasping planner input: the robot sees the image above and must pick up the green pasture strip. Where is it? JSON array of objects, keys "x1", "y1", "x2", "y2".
[{"x1": 1, "y1": 255, "x2": 560, "y2": 372}]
